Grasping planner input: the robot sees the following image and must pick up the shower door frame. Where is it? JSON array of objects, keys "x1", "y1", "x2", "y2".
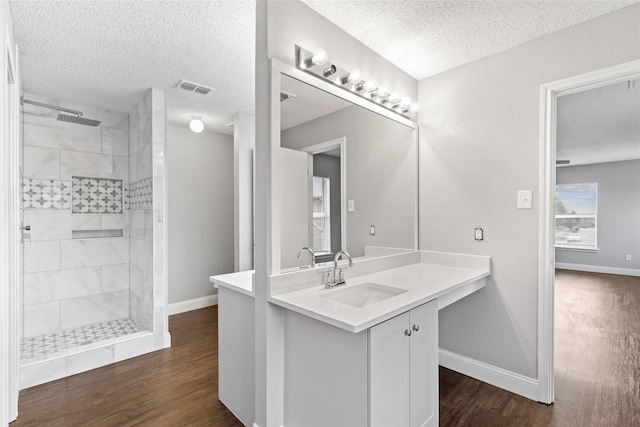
[{"x1": 1, "y1": 22, "x2": 21, "y2": 423}]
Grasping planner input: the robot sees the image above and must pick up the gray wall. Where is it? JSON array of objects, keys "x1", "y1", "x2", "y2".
[
  {"x1": 167, "y1": 123, "x2": 234, "y2": 304},
  {"x1": 556, "y1": 160, "x2": 640, "y2": 271},
  {"x1": 282, "y1": 105, "x2": 416, "y2": 258},
  {"x1": 418, "y1": 4, "x2": 640, "y2": 378},
  {"x1": 313, "y1": 153, "x2": 341, "y2": 255}
]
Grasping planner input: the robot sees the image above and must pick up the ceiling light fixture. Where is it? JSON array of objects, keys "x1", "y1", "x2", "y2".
[
  {"x1": 296, "y1": 45, "x2": 412, "y2": 118},
  {"x1": 189, "y1": 117, "x2": 204, "y2": 133}
]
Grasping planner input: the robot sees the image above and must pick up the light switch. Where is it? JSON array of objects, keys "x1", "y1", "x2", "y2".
[
  {"x1": 518, "y1": 190, "x2": 532, "y2": 209},
  {"x1": 348, "y1": 200, "x2": 355, "y2": 212}
]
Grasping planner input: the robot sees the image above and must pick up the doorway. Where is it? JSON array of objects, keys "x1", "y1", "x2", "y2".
[
  {"x1": 301, "y1": 137, "x2": 346, "y2": 264},
  {"x1": 538, "y1": 59, "x2": 640, "y2": 404}
]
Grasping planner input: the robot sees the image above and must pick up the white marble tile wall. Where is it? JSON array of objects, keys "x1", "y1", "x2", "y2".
[
  {"x1": 61, "y1": 151, "x2": 128, "y2": 181},
  {"x1": 21, "y1": 95, "x2": 131, "y2": 339},
  {"x1": 60, "y1": 290, "x2": 129, "y2": 330},
  {"x1": 129, "y1": 90, "x2": 154, "y2": 332}
]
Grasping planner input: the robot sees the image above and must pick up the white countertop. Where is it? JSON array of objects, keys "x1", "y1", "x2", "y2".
[
  {"x1": 209, "y1": 270, "x2": 254, "y2": 297},
  {"x1": 268, "y1": 262, "x2": 489, "y2": 333}
]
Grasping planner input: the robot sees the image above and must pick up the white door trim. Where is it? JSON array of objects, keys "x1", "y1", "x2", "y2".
[
  {"x1": 1, "y1": 23, "x2": 20, "y2": 424},
  {"x1": 301, "y1": 137, "x2": 347, "y2": 254},
  {"x1": 537, "y1": 59, "x2": 640, "y2": 404}
]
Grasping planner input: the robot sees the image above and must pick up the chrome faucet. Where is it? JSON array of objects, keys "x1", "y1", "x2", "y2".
[
  {"x1": 325, "y1": 250, "x2": 353, "y2": 288},
  {"x1": 297, "y1": 247, "x2": 316, "y2": 269}
]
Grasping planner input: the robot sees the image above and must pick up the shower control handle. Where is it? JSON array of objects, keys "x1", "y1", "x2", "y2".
[{"x1": 21, "y1": 225, "x2": 31, "y2": 231}]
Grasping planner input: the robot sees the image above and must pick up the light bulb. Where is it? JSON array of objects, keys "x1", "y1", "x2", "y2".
[
  {"x1": 190, "y1": 118, "x2": 204, "y2": 133},
  {"x1": 311, "y1": 49, "x2": 328, "y2": 66},
  {"x1": 389, "y1": 93, "x2": 401, "y2": 104},
  {"x1": 342, "y1": 69, "x2": 361, "y2": 85},
  {"x1": 364, "y1": 81, "x2": 377, "y2": 93}
]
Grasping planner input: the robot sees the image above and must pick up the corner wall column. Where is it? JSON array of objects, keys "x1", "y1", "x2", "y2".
[{"x1": 234, "y1": 111, "x2": 255, "y2": 272}]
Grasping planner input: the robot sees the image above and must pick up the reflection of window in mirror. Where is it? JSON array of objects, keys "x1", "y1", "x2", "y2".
[{"x1": 312, "y1": 176, "x2": 331, "y2": 254}]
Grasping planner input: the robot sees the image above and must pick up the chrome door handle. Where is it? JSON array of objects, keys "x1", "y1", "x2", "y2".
[
  {"x1": 20, "y1": 225, "x2": 31, "y2": 231},
  {"x1": 412, "y1": 324, "x2": 419, "y2": 332},
  {"x1": 405, "y1": 329, "x2": 412, "y2": 337}
]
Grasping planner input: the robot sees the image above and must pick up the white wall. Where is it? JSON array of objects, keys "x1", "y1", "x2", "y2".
[
  {"x1": 556, "y1": 160, "x2": 640, "y2": 272},
  {"x1": 167, "y1": 123, "x2": 234, "y2": 304},
  {"x1": 418, "y1": 4, "x2": 640, "y2": 379}
]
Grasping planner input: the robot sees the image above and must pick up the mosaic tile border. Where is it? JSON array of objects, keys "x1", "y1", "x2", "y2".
[
  {"x1": 22, "y1": 178, "x2": 71, "y2": 210},
  {"x1": 21, "y1": 318, "x2": 141, "y2": 360},
  {"x1": 72, "y1": 176, "x2": 124, "y2": 214},
  {"x1": 130, "y1": 177, "x2": 153, "y2": 210}
]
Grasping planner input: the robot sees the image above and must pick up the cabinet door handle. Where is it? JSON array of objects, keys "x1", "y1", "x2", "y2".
[
  {"x1": 412, "y1": 324, "x2": 419, "y2": 332},
  {"x1": 404, "y1": 329, "x2": 412, "y2": 337}
]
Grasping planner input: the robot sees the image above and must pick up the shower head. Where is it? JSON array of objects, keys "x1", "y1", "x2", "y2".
[
  {"x1": 21, "y1": 96, "x2": 102, "y2": 127},
  {"x1": 57, "y1": 113, "x2": 101, "y2": 127}
]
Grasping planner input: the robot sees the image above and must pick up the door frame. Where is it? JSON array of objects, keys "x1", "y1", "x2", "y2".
[
  {"x1": 537, "y1": 59, "x2": 640, "y2": 404},
  {"x1": 1, "y1": 23, "x2": 21, "y2": 423},
  {"x1": 301, "y1": 137, "x2": 347, "y2": 257}
]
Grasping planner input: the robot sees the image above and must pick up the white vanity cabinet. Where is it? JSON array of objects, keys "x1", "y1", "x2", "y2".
[
  {"x1": 283, "y1": 299, "x2": 438, "y2": 427},
  {"x1": 369, "y1": 299, "x2": 438, "y2": 427}
]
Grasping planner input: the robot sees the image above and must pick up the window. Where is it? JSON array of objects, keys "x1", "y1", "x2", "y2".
[
  {"x1": 555, "y1": 183, "x2": 597, "y2": 249},
  {"x1": 312, "y1": 176, "x2": 331, "y2": 254}
]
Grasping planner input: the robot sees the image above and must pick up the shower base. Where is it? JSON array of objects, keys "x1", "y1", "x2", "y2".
[{"x1": 21, "y1": 318, "x2": 141, "y2": 360}]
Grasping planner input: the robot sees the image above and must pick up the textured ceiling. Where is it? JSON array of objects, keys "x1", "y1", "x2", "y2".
[
  {"x1": 9, "y1": 0, "x2": 255, "y2": 135},
  {"x1": 557, "y1": 80, "x2": 640, "y2": 167},
  {"x1": 8, "y1": 0, "x2": 639, "y2": 137},
  {"x1": 300, "y1": 0, "x2": 639, "y2": 80}
]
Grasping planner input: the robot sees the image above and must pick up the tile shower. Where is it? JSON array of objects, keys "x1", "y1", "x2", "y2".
[{"x1": 20, "y1": 89, "x2": 168, "y2": 389}]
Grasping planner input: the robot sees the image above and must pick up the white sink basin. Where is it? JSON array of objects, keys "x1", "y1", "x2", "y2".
[{"x1": 321, "y1": 282, "x2": 407, "y2": 308}]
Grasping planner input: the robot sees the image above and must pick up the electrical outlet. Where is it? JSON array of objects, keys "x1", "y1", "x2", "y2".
[
  {"x1": 626, "y1": 254, "x2": 632, "y2": 261},
  {"x1": 370, "y1": 225, "x2": 376, "y2": 235},
  {"x1": 348, "y1": 200, "x2": 355, "y2": 212},
  {"x1": 474, "y1": 228, "x2": 483, "y2": 241}
]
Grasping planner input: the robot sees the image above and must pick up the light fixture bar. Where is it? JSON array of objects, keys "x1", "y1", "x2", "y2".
[{"x1": 295, "y1": 45, "x2": 412, "y2": 118}]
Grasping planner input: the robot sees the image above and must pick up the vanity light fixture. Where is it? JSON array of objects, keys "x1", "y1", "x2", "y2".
[
  {"x1": 296, "y1": 45, "x2": 413, "y2": 118},
  {"x1": 189, "y1": 117, "x2": 204, "y2": 133},
  {"x1": 323, "y1": 64, "x2": 337, "y2": 78}
]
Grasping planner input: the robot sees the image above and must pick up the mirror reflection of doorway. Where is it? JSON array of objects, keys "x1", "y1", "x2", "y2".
[{"x1": 310, "y1": 145, "x2": 342, "y2": 263}]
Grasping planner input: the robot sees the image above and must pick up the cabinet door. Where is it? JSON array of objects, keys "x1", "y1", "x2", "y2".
[
  {"x1": 369, "y1": 311, "x2": 411, "y2": 427},
  {"x1": 409, "y1": 299, "x2": 438, "y2": 427}
]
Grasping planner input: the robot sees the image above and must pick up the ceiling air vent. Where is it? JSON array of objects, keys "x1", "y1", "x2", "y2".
[
  {"x1": 176, "y1": 79, "x2": 215, "y2": 95},
  {"x1": 281, "y1": 91, "x2": 296, "y2": 102}
]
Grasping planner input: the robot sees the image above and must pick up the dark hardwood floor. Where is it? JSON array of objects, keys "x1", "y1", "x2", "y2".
[
  {"x1": 11, "y1": 270, "x2": 640, "y2": 426},
  {"x1": 440, "y1": 269, "x2": 640, "y2": 426}
]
